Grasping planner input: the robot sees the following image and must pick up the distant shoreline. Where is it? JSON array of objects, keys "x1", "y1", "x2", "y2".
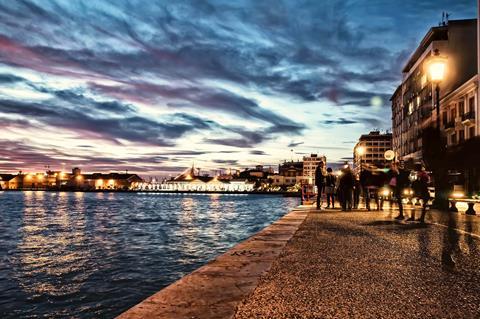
[{"x1": 0, "y1": 189, "x2": 301, "y2": 196}]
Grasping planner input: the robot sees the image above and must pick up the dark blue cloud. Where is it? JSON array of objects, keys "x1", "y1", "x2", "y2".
[
  {"x1": 250, "y1": 150, "x2": 268, "y2": 156},
  {"x1": 320, "y1": 118, "x2": 358, "y2": 125},
  {"x1": 0, "y1": 99, "x2": 196, "y2": 146},
  {"x1": 0, "y1": 73, "x2": 24, "y2": 83}
]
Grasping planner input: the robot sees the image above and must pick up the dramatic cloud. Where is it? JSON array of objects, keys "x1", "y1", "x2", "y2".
[
  {"x1": 319, "y1": 116, "x2": 386, "y2": 130},
  {"x1": 212, "y1": 159, "x2": 239, "y2": 166},
  {"x1": 250, "y1": 150, "x2": 268, "y2": 156},
  {"x1": 0, "y1": 73, "x2": 24, "y2": 83},
  {"x1": 0, "y1": 0, "x2": 475, "y2": 175},
  {"x1": 320, "y1": 118, "x2": 358, "y2": 125}
]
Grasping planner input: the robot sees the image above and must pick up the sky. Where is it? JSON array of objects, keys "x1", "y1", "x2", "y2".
[{"x1": 0, "y1": 0, "x2": 476, "y2": 177}]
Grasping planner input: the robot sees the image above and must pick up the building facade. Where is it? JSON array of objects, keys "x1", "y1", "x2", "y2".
[
  {"x1": 0, "y1": 174, "x2": 15, "y2": 189},
  {"x1": 302, "y1": 154, "x2": 326, "y2": 184},
  {"x1": 391, "y1": 19, "x2": 477, "y2": 162},
  {"x1": 441, "y1": 75, "x2": 478, "y2": 147},
  {"x1": 268, "y1": 161, "x2": 303, "y2": 187},
  {"x1": 353, "y1": 131, "x2": 393, "y2": 175},
  {"x1": 0, "y1": 169, "x2": 142, "y2": 190}
]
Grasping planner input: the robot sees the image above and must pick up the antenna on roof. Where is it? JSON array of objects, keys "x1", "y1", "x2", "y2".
[{"x1": 440, "y1": 11, "x2": 450, "y2": 26}]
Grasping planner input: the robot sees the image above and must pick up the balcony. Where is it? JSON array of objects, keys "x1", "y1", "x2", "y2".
[
  {"x1": 461, "y1": 111, "x2": 475, "y2": 125},
  {"x1": 444, "y1": 120, "x2": 455, "y2": 131}
]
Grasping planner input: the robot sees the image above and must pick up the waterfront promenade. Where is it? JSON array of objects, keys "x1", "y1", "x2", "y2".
[{"x1": 119, "y1": 205, "x2": 480, "y2": 318}]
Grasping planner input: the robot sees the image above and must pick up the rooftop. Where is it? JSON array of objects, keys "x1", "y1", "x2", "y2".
[{"x1": 402, "y1": 19, "x2": 476, "y2": 73}]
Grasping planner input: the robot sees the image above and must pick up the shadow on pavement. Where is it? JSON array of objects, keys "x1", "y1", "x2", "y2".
[{"x1": 364, "y1": 220, "x2": 429, "y2": 230}]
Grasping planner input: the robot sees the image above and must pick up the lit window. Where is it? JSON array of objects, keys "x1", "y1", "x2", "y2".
[
  {"x1": 420, "y1": 74, "x2": 427, "y2": 88},
  {"x1": 408, "y1": 102, "x2": 414, "y2": 115}
]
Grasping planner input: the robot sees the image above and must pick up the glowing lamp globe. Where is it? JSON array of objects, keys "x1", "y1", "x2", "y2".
[
  {"x1": 384, "y1": 150, "x2": 395, "y2": 161},
  {"x1": 426, "y1": 50, "x2": 447, "y2": 83}
]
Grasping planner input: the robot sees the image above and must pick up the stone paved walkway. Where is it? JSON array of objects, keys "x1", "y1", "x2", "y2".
[{"x1": 234, "y1": 208, "x2": 480, "y2": 318}]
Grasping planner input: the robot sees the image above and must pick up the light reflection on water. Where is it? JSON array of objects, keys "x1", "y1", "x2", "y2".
[
  {"x1": 0, "y1": 192, "x2": 298, "y2": 318},
  {"x1": 15, "y1": 191, "x2": 92, "y2": 299}
]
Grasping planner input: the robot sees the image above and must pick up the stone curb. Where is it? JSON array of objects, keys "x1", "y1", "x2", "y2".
[{"x1": 116, "y1": 208, "x2": 310, "y2": 319}]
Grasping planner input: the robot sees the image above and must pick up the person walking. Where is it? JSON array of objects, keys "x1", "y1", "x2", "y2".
[
  {"x1": 409, "y1": 163, "x2": 430, "y2": 223},
  {"x1": 360, "y1": 168, "x2": 372, "y2": 211},
  {"x1": 353, "y1": 177, "x2": 361, "y2": 209},
  {"x1": 315, "y1": 161, "x2": 326, "y2": 210},
  {"x1": 325, "y1": 167, "x2": 336, "y2": 208},
  {"x1": 374, "y1": 165, "x2": 388, "y2": 210},
  {"x1": 339, "y1": 163, "x2": 354, "y2": 211},
  {"x1": 388, "y1": 162, "x2": 410, "y2": 220},
  {"x1": 335, "y1": 169, "x2": 343, "y2": 209}
]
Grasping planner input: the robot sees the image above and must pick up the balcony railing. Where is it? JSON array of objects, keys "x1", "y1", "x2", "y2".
[{"x1": 462, "y1": 111, "x2": 475, "y2": 122}]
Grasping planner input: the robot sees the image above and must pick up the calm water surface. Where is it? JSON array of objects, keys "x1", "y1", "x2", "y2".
[{"x1": 0, "y1": 191, "x2": 299, "y2": 318}]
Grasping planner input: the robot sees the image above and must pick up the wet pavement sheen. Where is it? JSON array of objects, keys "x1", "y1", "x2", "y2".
[{"x1": 234, "y1": 208, "x2": 480, "y2": 319}]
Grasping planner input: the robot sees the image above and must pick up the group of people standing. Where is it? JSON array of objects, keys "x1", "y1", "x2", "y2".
[{"x1": 314, "y1": 161, "x2": 431, "y2": 223}]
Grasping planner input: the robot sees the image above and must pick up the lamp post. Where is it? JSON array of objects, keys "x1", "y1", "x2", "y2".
[
  {"x1": 426, "y1": 49, "x2": 447, "y2": 129},
  {"x1": 426, "y1": 49, "x2": 448, "y2": 210}
]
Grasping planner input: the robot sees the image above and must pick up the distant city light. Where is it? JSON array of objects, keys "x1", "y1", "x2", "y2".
[
  {"x1": 355, "y1": 146, "x2": 366, "y2": 156},
  {"x1": 381, "y1": 188, "x2": 390, "y2": 197},
  {"x1": 451, "y1": 191, "x2": 465, "y2": 198}
]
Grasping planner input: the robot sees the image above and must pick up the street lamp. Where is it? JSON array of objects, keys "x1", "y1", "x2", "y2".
[
  {"x1": 356, "y1": 145, "x2": 366, "y2": 174},
  {"x1": 426, "y1": 49, "x2": 447, "y2": 129},
  {"x1": 425, "y1": 49, "x2": 449, "y2": 211}
]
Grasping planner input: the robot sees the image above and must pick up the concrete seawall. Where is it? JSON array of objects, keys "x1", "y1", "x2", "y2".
[{"x1": 116, "y1": 207, "x2": 309, "y2": 319}]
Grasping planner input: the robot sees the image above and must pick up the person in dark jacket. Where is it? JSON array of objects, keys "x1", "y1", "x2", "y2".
[
  {"x1": 339, "y1": 163, "x2": 354, "y2": 211},
  {"x1": 373, "y1": 165, "x2": 388, "y2": 210},
  {"x1": 325, "y1": 167, "x2": 336, "y2": 208},
  {"x1": 409, "y1": 163, "x2": 430, "y2": 223},
  {"x1": 353, "y1": 177, "x2": 361, "y2": 209},
  {"x1": 360, "y1": 168, "x2": 373, "y2": 211},
  {"x1": 388, "y1": 162, "x2": 410, "y2": 220},
  {"x1": 315, "y1": 161, "x2": 326, "y2": 210}
]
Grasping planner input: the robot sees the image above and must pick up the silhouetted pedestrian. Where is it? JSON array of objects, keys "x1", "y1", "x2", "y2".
[
  {"x1": 360, "y1": 168, "x2": 372, "y2": 210},
  {"x1": 410, "y1": 163, "x2": 430, "y2": 223},
  {"x1": 388, "y1": 162, "x2": 410, "y2": 220},
  {"x1": 315, "y1": 161, "x2": 326, "y2": 210},
  {"x1": 325, "y1": 167, "x2": 336, "y2": 208},
  {"x1": 374, "y1": 165, "x2": 388, "y2": 210},
  {"x1": 339, "y1": 163, "x2": 354, "y2": 211},
  {"x1": 353, "y1": 177, "x2": 361, "y2": 209}
]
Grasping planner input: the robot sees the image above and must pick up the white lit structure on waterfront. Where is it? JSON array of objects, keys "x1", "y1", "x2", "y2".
[{"x1": 136, "y1": 166, "x2": 255, "y2": 192}]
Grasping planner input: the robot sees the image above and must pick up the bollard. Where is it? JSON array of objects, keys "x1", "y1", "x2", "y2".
[
  {"x1": 449, "y1": 200, "x2": 458, "y2": 212},
  {"x1": 466, "y1": 202, "x2": 476, "y2": 215}
]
